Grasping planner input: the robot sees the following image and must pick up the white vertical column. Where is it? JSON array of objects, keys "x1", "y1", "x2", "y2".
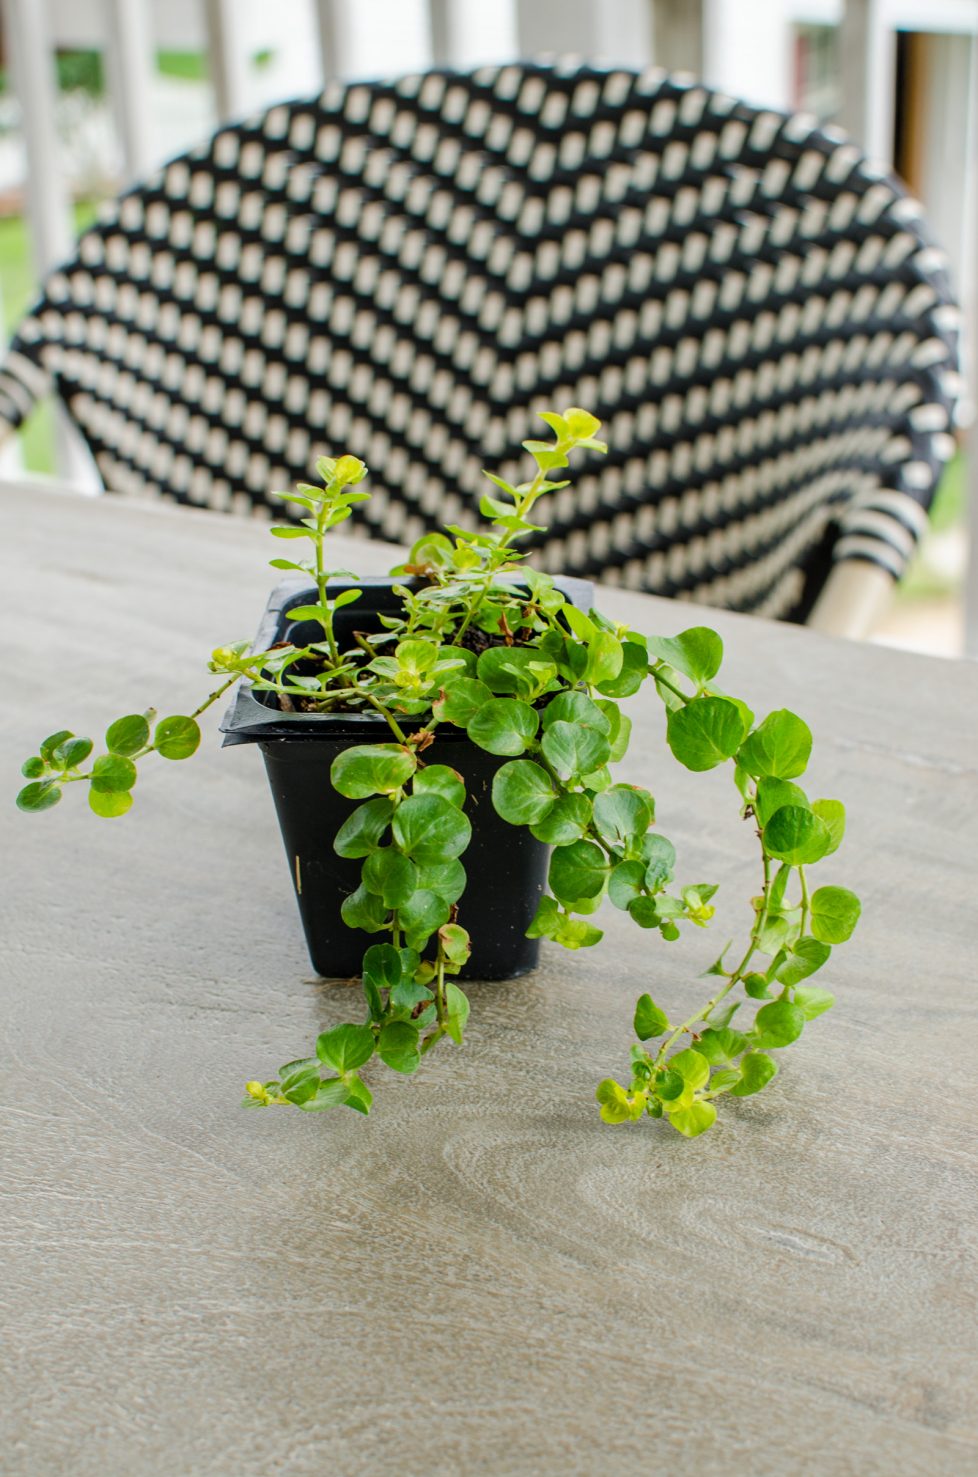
[
  {"x1": 0, "y1": 0, "x2": 73, "y2": 273},
  {"x1": 516, "y1": 0, "x2": 651, "y2": 66},
  {"x1": 965, "y1": 32, "x2": 978, "y2": 658},
  {"x1": 313, "y1": 0, "x2": 358, "y2": 81},
  {"x1": 836, "y1": 0, "x2": 896, "y2": 165},
  {"x1": 204, "y1": 0, "x2": 250, "y2": 122},
  {"x1": 104, "y1": 0, "x2": 156, "y2": 182},
  {"x1": 430, "y1": 0, "x2": 518, "y2": 67}
]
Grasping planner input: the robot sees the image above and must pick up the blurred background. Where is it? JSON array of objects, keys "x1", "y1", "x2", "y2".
[{"x1": 0, "y1": 0, "x2": 974, "y2": 656}]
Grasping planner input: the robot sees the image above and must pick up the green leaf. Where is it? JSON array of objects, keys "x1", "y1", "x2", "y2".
[
  {"x1": 595, "y1": 640, "x2": 648, "y2": 698},
  {"x1": 608, "y1": 860, "x2": 646, "y2": 910},
  {"x1": 810, "y1": 886, "x2": 861, "y2": 944},
  {"x1": 331, "y1": 744, "x2": 417, "y2": 799},
  {"x1": 668, "y1": 1048, "x2": 710, "y2": 1090},
  {"x1": 154, "y1": 715, "x2": 201, "y2": 761},
  {"x1": 541, "y1": 720, "x2": 610, "y2": 779},
  {"x1": 642, "y1": 833, "x2": 677, "y2": 891},
  {"x1": 298, "y1": 1077, "x2": 355, "y2": 1111},
  {"x1": 362, "y1": 848, "x2": 419, "y2": 908},
  {"x1": 105, "y1": 714, "x2": 150, "y2": 756},
  {"x1": 16, "y1": 779, "x2": 62, "y2": 813},
  {"x1": 343, "y1": 1075, "x2": 374, "y2": 1115},
  {"x1": 668, "y1": 1100, "x2": 717, "y2": 1137},
  {"x1": 585, "y1": 631, "x2": 623, "y2": 685},
  {"x1": 39, "y1": 730, "x2": 74, "y2": 762},
  {"x1": 627, "y1": 896, "x2": 661, "y2": 929},
  {"x1": 399, "y1": 889, "x2": 451, "y2": 947},
  {"x1": 656, "y1": 1068, "x2": 685, "y2": 1102},
  {"x1": 743, "y1": 972, "x2": 772, "y2": 1000},
  {"x1": 595, "y1": 1078, "x2": 632, "y2": 1125},
  {"x1": 811, "y1": 799, "x2": 846, "y2": 855},
  {"x1": 776, "y1": 936, "x2": 831, "y2": 985},
  {"x1": 491, "y1": 760, "x2": 555, "y2": 826},
  {"x1": 728, "y1": 1051, "x2": 778, "y2": 1097},
  {"x1": 316, "y1": 1022, "x2": 375, "y2": 1073},
  {"x1": 377, "y1": 1020, "x2": 421, "y2": 1074},
  {"x1": 416, "y1": 857, "x2": 466, "y2": 904},
  {"x1": 20, "y1": 757, "x2": 45, "y2": 779},
  {"x1": 666, "y1": 697, "x2": 747, "y2": 772},
  {"x1": 333, "y1": 797, "x2": 394, "y2": 858},
  {"x1": 438, "y1": 922, "x2": 471, "y2": 966},
  {"x1": 413, "y1": 764, "x2": 466, "y2": 808},
  {"x1": 763, "y1": 806, "x2": 831, "y2": 865},
  {"x1": 88, "y1": 788, "x2": 133, "y2": 818},
  {"x1": 753, "y1": 999, "x2": 805, "y2": 1047},
  {"x1": 647, "y1": 627, "x2": 723, "y2": 686},
  {"x1": 392, "y1": 793, "x2": 471, "y2": 863},
  {"x1": 476, "y1": 646, "x2": 553, "y2": 697},
  {"x1": 707, "y1": 1067, "x2": 741, "y2": 1094},
  {"x1": 362, "y1": 943, "x2": 402, "y2": 994},
  {"x1": 467, "y1": 698, "x2": 539, "y2": 756},
  {"x1": 444, "y1": 982, "x2": 470, "y2": 1044},
  {"x1": 529, "y1": 792, "x2": 591, "y2": 845},
  {"x1": 340, "y1": 883, "x2": 390, "y2": 933},
  {"x1": 90, "y1": 754, "x2": 138, "y2": 793},
  {"x1": 697, "y1": 1027, "x2": 749, "y2": 1063},
  {"x1": 755, "y1": 778, "x2": 809, "y2": 827},
  {"x1": 541, "y1": 690, "x2": 611, "y2": 734},
  {"x1": 634, "y1": 994, "x2": 670, "y2": 1040},
  {"x1": 549, "y1": 840, "x2": 608, "y2": 905},
  {"x1": 592, "y1": 786, "x2": 653, "y2": 850},
  {"x1": 54, "y1": 736, "x2": 93, "y2": 768},
  {"x1": 432, "y1": 677, "x2": 493, "y2": 727},
  {"x1": 737, "y1": 709, "x2": 812, "y2": 780},
  {"x1": 792, "y1": 986, "x2": 836, "y2": 1020}
]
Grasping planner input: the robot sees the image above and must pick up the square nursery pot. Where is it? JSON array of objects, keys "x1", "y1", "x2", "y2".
[{"x1": 221, "y1": 575, "x2": 593, "y2": 981}]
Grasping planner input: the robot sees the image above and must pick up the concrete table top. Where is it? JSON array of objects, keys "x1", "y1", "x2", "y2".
[{"x1": 2, "y1": 486, "x2": 976, "y2": 1477}]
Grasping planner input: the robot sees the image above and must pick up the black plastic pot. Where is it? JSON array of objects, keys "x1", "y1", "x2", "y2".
[{"x1": 221, "y1": 575, "x2": 593, "y2": 981}]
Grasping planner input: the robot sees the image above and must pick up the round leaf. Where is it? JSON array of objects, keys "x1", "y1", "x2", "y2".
[
  {"x1": 362, "y1": 848, "x2": 419, "y2": 908},
  {"x1": 763, "y1": 806, "x2": 831, "y2": 865},
  {"x1": 88, "y1": 787, "x2": 133, "y2": 818},
  {"x1": 728, "y1": 1050, "x2": 778, "y2": 1097},
  {"x1": 647, "y1": 627, "x2": 723, "y2": 686},
  {"x1": 316, "y1": 1023, "x2": 375, "y2": 1073},
  {"x1": 548, "y1": 840, "x2": 608, "y2": 905},
  {"x1": 39, "y1": 730, "x2": 74, "y2": 762},
  {"x1": 595, "y1": 640, "x2": 648, "y2": 698},
  {"x1": 668, "y1": 1099, "x2": 717, "y2": 1137},
  {"x1": 466, "y1": 698, "x2": 539, "y2": 756},
  {"x1": 529, "y1": 793, "x2": 591, "y2": 845},
  {"x1": 541, "y1": 719, "x2": 610, "y2": 779},
  {"x1": 333, "y1": 797, "x2": 394, "y2": 858},
  {"x1": 413, "y1": 764, "x2": 466, "y2": 808},
  {"x1": 154, "y1": 715, "x2": 201, "y2": 761},
  {"x1": 392, "y1": 793, "x2": 472, "y2": 863},
  {"x1": 737, "y1": 709, "x2": 812, "y2": 780},
  {"x1": 432, "y1": 677, "x2": 493, "y2": 727},
  {"x1": 666, "y1": 697, "x2": 747, "y2": 772},
  {"x1": 492, "y1": 760, "x2": 555, "y2": 826},
  {"x1": 755, "y1": 778, "x2": 809, "y2": 827},
  {"x1": 592, "y1": 785, "x2": 653, "y2": 850},
  {"x1": 810, "y1": 886, "x2": 861, "y2": 944},
  {"x1": 811, "y1": 799, "x2": 846, "y2": 855},
  {"x1": 16, "y1": 780, "x2": 62, "y2": 813},
  {"x1": 541, "y1": 691, "x2": 611, "y2": 734},
  {"x1": 54, "y1": 736, "x2": 93, "y2": 768},
  {"x1": 90, "y1": 754, "x2": 138, "y2": 793},
  {"x1": 331, "y1": 744, "x2": 417, "y2": 799},
  {"x1": 377, "y1": 1020, "x2": 421, "y2": 1075},
  {"x1": 361, "y1": 943, "x2": 403, "y2": 993},
  {"x1": 753, "y1": 999, "x2": 805, "y2": 1047},
  {"x1": 105, "y1": 714, "x2": 151, "y2": 756}
]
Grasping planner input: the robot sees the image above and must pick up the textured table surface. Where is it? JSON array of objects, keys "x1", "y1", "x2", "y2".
[{"x1": 2, "y1": 486, "x2": 977, "y2": 1477}]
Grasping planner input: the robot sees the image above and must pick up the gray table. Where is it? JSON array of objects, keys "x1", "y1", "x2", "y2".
[{"x1": 2, "y1": 486, "x2": 977, "y2": 1477}]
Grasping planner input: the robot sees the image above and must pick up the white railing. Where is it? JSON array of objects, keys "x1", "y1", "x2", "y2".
[{"x1": 0, "y1": 0, "x2": 976, "y2": 648}]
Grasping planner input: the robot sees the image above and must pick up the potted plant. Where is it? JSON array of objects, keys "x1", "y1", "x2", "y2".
[{"x1": 15, "y1": 409, "x2": 861, "y2": 1137}]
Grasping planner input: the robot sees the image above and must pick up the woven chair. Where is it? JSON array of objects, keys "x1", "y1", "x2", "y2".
[{"x1": 0, "y1": 62, "x2": 959, "y2": 631}]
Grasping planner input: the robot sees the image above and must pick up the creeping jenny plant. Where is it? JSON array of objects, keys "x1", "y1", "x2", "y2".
[{"x1": 17, "y1": 409, "x2": 861, "y2": 1137}]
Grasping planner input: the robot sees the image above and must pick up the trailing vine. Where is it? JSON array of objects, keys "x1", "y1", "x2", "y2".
[{"x1": 17, "y1": 409, "x2": 860, "y2": 1137}]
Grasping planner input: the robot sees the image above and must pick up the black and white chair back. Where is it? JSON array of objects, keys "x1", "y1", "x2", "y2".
[{"x1": 0, "y1": 63, "x2": 959, "y2": 621}]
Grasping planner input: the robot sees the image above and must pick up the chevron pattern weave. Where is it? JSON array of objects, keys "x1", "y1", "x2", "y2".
[{"x1": 0, "y1": 63, "x2": 959, "y2": 619}]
